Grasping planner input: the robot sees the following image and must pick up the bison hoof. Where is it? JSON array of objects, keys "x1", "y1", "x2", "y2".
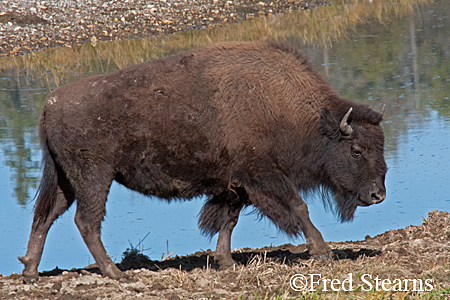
[
  {"x1": 214, "y1": 253, "x2": 236, "y2": 270},
  {"x1": 102, "y1": 264, "x2": 125, "y2": 280},
  {"x1": 18, "y1": 256, "x2": 39, "y2": 283},
  {"x1": 307, "y1": 244, "x2": 334, "y2": 261},
  {"x1": 22, "y1": 276, "x2": 38, "y2": 284},
  {"x1": 314, "y1": 252, "x2": 332, "y2": 261}
]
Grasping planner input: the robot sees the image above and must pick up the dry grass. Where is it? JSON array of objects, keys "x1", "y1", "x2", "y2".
[{"x1": 106, "y1": 211, "x2": 448, "y2": 299}]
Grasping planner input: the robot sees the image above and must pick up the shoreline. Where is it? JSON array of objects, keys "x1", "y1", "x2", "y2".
[
  {"x1": 2, "y1": 210, "x2": 449, "y2": 299},
  {"x1": 0, "y1": 0, "x2": 328, "y2": 57}
]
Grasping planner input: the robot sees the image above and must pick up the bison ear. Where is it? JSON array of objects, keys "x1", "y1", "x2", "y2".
[{"x1": 320, "y1": 108, "x2": 340, "y2": 139}]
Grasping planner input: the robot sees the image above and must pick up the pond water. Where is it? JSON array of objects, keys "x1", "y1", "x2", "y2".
[{"x1": 1, "y1": 0, "x2": 449, "y2": 276}]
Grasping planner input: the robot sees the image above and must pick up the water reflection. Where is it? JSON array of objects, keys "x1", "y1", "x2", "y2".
[
  {"x1": 0, "y1": 72, "x2": 43, "y2": 205},
  {"x1": 1, "y1": 0, "x2": 449, "y2": 275},
  {"x1": 305, "y1": 1, "x2": 450, "y2": 156}
]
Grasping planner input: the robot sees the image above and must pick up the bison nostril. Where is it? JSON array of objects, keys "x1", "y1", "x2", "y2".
[{"x1": 371, "y1": 192, "x2": 386, "y2": 204}]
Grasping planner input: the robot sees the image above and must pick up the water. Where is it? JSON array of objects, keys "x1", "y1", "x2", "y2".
[{"x1": 1, "y1": 0, "x2": 449, "y2": 276}]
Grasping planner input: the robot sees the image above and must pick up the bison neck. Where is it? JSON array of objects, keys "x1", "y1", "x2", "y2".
[{"x1": 293, "y1": 135, "x2": 331, "y2": 192}]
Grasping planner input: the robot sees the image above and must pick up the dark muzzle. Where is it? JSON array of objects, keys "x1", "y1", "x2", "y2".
[
  {"x1": 370, "y1": 190, "x2": 386, "y2": 204},
  {"x1": 359, "y1": 184, "x2": 386, "y2": 206},
  {"x1": 368, "y1": 177, "x2": 386, "y2": 205}
]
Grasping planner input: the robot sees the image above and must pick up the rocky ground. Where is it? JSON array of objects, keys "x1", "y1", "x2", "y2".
[
  {"x1": 0, "y1": 0, "x2": 328, "y2": 56},
  {"x1": 1, "y1": 210, "x2": 449, "y2": 299}
]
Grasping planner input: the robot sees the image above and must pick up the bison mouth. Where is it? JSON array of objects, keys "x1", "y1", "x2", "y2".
[
  {"x1": 319, "y1": 186, "x2": 386, "y2": 222},
  {"x1": 331, "y1": 190, "x2": 385, "y2": 222}
]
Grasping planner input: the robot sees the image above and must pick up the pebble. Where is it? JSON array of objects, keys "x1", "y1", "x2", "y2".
[{"x1": 0, "y1": 0, "x2": 328, "y2": 56}]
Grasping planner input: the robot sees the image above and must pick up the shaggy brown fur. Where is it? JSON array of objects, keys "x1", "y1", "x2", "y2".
[{"x1": 20, "y1": 41, "x2": 387, "y2": 280}]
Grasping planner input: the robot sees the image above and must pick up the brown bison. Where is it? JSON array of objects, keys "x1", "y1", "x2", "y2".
[{"x1": 20, "y1": 41, "x2": 387, "y2": 280}]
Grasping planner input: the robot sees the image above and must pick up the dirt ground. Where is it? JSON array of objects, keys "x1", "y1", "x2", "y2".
[{"x1": 1, "y1": 210, "x2": 449, "y2": 299}]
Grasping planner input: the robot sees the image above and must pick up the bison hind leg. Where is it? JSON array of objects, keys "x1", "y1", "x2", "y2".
[
  {"x1": 198, "y1": 190, "x2": 246, "y2": 269},
  {"x1": 20, "y1": 189, "x2": 74, "y2": 282},
  {"x1": 73, "y1": 181, "x2": 124, "y2": 280},
  {"x1": 20, "y1": 151, "x2": 75, "y2": 282}
]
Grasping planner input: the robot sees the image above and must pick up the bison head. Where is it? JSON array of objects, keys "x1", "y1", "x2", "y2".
[{"x1": 319, "y1": 105, "x2": 387, "y2": 221}]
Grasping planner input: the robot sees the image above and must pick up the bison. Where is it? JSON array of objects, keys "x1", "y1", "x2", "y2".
[{"x1": 20, "y1": 41, "x2": 387, "y2": 280}]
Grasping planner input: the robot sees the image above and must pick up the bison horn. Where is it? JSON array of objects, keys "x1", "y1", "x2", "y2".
[
  {"x1": 380, "y1": 104, "x2": 386, "y2": 117},
  {"x1": 339, "y1": 107, "x2": 353, "y2": 135}
]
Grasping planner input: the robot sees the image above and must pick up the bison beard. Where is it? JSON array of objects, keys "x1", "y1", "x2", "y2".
[{"x1": 20, "y1": 41, "x2": 387, "y2": 280}]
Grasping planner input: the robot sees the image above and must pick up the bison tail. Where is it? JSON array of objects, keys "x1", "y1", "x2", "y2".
[{"x1": 33, "y1": 118, "x2": 59, "y2": 225}]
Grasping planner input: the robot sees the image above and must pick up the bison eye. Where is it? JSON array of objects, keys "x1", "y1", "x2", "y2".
[{"x1": 351, "y1": 146, "x2": 363, "y2": 158}]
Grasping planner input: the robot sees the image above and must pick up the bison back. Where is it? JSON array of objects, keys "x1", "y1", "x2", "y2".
[{"x1": 40, "y1": 41, "x2": 334, "y2": 200}]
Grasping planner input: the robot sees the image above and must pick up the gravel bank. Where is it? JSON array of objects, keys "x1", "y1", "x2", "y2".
[{"x1": 0, "y1": 0, "x2": 328, "y2": 56}]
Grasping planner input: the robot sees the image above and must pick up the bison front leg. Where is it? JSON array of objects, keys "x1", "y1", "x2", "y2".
[
  {"x1": 290, "y1": 201, "x2": 332, "y2": 260},
  {"x1": 214, "y1": 203, "x2": 243, "y2": 269},
  {"x1": 199, "y1": 191, "x2": 245, "y2": 269},
  {"x1": 245, "y1": 181, "x2": 332, "y2": 260}
]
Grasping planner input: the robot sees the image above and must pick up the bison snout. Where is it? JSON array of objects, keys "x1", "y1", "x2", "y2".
[
  {"x1": 370, "y1": 190, "x2": 386, "y2": 204},
  {"x1": 359, "y1": 187, "x2": 386, "y2": 206}
]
